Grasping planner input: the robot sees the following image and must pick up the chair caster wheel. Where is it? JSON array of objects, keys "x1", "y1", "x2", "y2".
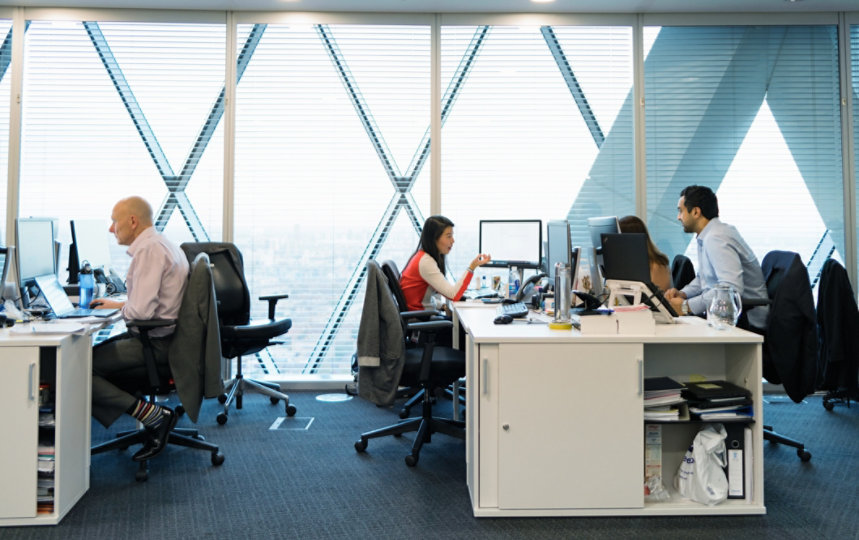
[
  {"x1": 286, "y1": 404, "x2": 297, "y2": 416},
  {"x1": 211, "y1": 452, "x2": 225, "y2": 466},
  {"x1": 218, "y1": 394, "x2": 227, "y2": 404},
  {"x1": 405, "y1": 454, "x2": 418, "y2": 467},
  {"x1": 798, "y1": 449, "x2": 812, "y2": 461},
  {"x1": 217, "y1": 412, "x2": 228, "y2": 425},
  {"x1": 355, "y1": 439, "x2": 367, "y2": 452},
  {"x1": 270, "y1": 396, "x2": 280, "y2": 405},
  {"x1": 823, "y1": 400, "x2": 834, "y2": 411},
  {"x1": 175, "y1": 405, "x2": 185, "y2": 417},
  {"x1": 135, "y1": 469, "x2": 148, "y2": 482},
  {"x1": 398, "y1": 409, "x2": 409, "y2": 419}
]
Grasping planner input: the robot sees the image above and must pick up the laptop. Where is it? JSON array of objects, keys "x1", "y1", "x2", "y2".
[{"x1": 34, "y1": 274, "x2": 118, "y2": 319}]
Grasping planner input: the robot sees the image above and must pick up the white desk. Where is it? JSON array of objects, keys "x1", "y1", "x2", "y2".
[
  {"x1": 455, "y1": 303, "x2": 765, "y2": 517},
  {"x1": 0, "y1": 319, "x2": 111, "y2": 526}
]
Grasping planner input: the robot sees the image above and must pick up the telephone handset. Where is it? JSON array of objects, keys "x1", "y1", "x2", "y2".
[
  {"x1": 573, "y1": 290, "x2": 604, "y2": 312},
  {"x1": 93, "y1": 268, "x2": 127, "y2": 295},
  {"x1": 514, "y1": 273, "x2": 547, "y2": 303}
]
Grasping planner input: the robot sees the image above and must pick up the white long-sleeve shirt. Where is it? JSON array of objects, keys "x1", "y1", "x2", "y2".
[{"x1": 123, "y1": 227, "x2": 189, "y2": 336}]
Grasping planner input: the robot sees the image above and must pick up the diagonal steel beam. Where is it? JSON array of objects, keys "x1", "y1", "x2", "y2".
[
  {"x1": 316, "y1": 24, "x2": 401, "y2": 183},
  {"x1": 304, "y1": 25, "x2": 488, "y2": 373},
  {"x1": 541, "y1": 26, "x2": 605, "y2": 147},
  {"x1": 155, "y1": 23, "x2": 267, "y2": 236},
  {"x1": 0, "y1": 22, "x2": 29, "y2": 82},
  {"x1": 84, "y1": 21, "x2": 175, "y2": 181},
  {"x1": 404, "y1": 25, "x2": 489, "y2": 181}
]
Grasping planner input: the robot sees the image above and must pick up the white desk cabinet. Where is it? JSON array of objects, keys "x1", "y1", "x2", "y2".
[
  {"x1": 458, "y1": 304, "x2": 765, "y2": 517},
  {"x1": 0, "y1": 332, "x2": 92, "y2": 526}
]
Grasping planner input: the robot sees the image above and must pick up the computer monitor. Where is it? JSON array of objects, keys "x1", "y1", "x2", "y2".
[
  {"x1": 479, "y1": 219, "x2": 542, "y2": 269},
  {"x1": 587, "y1": 215, "x2": 620, "y2": 253},
  {"x1": 16, "y1": 217, "x2": 58, "y2": 306},
  {"x1": 69, "y1": 219, "x2": 113, "y2": 284},
  {"x1": 601, "y1": 233, "x2": 650, "y2": 283},
  {"x1": 546, "y1": 220, "x2": 571, "y2": 281},
  {"x1": 0, "y1": 247, "x2": 9, "y2": 301}
]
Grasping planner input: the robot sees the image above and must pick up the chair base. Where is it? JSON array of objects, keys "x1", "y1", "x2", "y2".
[
  {"x1": 217, "y1": 374, "x2": 296, "y2": 424},
  {"x1": 354, "y1": 415, "x2": 464, "y2": 467},
  {"x1": 92, "y1": 425, "x2": 224, "y2": 481},
  {"x1": 822, "y1": 388, "x2": 857, "y2": 411},
  {"x1": 355, "y1": 383, "x2": 465, "y2": 467},
  {"x1": 764, "y1": 424, "x2": 811, "y2": 461}
]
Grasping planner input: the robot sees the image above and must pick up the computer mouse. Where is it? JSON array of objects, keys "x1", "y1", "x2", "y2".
[{"x1": 493, "y1": 314, "x2": 513, "y2": 325}]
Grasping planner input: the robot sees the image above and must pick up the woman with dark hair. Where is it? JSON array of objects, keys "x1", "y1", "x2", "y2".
[
  {"x1": 400, "y1": 215, "x2": 491, "y2": 312},
  {"x1": 618, "y1": 215, "x2": 672, "y2": 292}
]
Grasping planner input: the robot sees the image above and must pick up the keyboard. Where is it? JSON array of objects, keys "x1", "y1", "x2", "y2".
[{"x1": 496, "y1": 301, "x2": 529, "y2": 318}]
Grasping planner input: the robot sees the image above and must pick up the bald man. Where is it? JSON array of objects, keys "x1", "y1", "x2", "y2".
[{"x1": 90, "y1": 196, "x2": 189, "y2": 462}]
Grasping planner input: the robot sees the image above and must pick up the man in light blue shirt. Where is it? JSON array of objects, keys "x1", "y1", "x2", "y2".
[{"x1": 665, "y1": 185, "x2": 769, "y2": 329}]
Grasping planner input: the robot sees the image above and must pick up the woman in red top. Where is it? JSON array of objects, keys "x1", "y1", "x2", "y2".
[{"x1": 400, "y1": 215, "x2": 492, "y2": 312}]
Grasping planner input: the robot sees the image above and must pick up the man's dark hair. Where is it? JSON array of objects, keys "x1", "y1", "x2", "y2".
[{"x1": 680, "y1": 185, "x2": 719, "y2": 219}]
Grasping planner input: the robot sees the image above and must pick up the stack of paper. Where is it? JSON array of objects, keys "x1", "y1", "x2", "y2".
[
  {"x1": 643, "y1": 377, "x2": 688, "y2": 421},
  {"x1": 682, "y1": 380, "x2": 753, "y2": 420}
]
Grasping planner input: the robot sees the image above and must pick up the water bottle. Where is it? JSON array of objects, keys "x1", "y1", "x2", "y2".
[
  {"x1": 79, "y1": 263, "x2": 94, "y2": 309},
  {"x1": 508, "y1": 266, "x2": 520, "y2": 298},
  {"x1": 481, "y1": 274, "x2": 488, "y2": 290}
]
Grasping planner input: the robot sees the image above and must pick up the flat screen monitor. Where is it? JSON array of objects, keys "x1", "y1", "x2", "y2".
[
  {"x1": 16, "y1": 217, "x2": 57, "y2": 285},
  {"x1": 479, "y1": 219, "x2": 542, "y2": 269},
  {"x1": 0, "y1": 247, "x2": 8, "y2": 300},
  {"x1": 545, "y1": 220, "x2": 571, "y2": 280},
  {"x1": 600, "y1": 233, "x2": 650, "y2": 283},
  {"x1": 69, "y1": 219, "x2": 112, "y2": 283},
  {"x1": 587, "y1": 215, "x2": 620, "y2": 253}
]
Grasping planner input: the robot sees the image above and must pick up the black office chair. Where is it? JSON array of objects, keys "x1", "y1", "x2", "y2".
[
  {"x1": 181, "y1": 242, "x2": 295, "y2": 425},
  {"x1": 354, "y1": 260, "x2": 465, "y2": 466},
  {"x1": 816, "y1": 258, "x2": 859, "y2": 410},
  {"x1": 671, "y1": 254, "x2": 696, "y2": 290},
  {"x1": 746, "y1": 250, "x2": 817, "y2": 461},
  {"x1": 91, "y1": 253, "x2": 225, "y2": 481},
  {"x1": 380, "y1": 259, "x2": 427, "y2": 419}
]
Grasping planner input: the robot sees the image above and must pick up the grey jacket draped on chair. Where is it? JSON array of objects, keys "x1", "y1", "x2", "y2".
[
  {"x1": 357, "y1": 260, "x2": 404, "y2": 406},
  {"x1": 168, "y1": 253, "x2": 224, "y2": 423}
]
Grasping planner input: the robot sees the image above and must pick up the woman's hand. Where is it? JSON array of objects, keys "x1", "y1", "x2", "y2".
[{"x1": 468, "y1": 253, "x2": 492, "y2": 272}]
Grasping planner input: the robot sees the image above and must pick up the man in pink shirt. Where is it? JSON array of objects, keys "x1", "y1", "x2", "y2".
[{"x1": 90, "y1": 196, "x2": 189, "y2": 462}]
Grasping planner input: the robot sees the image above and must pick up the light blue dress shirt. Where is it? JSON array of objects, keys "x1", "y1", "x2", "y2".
[{"x1": 681, "y1": 218, "x2": 769, "y2": 328}]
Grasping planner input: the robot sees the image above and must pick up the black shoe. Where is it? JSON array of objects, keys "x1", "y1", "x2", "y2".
[{"x1": 132, "y1": 407, "x2": 178, "y2": 462}]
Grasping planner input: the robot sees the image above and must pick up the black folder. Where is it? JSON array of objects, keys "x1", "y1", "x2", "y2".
[
  {"x1": 681, "y1": 380, "x2": 751, "y2": 402},
  {"x1": 723, "y1": 423, "x2": 747, "y2": 499}
]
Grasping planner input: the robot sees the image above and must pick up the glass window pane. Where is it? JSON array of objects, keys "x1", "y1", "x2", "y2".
[
  {"x1": 19, "y1": 20, "x2": 225, "y2": 277},
  {"x1": 644, "y1": 25, "x2": 844, "y2": 288},
  {"x1": 440, "y1": 25, "x2": 635, "y2": 284},
  {"x1": 0, "y1": 19, "x2": 11, "y2": 242},
  {"x1": 234, "y1": 23, "x2": 430, "y2": 378}
]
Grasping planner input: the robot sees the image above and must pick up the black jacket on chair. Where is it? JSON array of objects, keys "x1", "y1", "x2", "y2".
[
  {"x1": 816, "y1": 258, "x2": 859, "y2": 393},
  {"x1": 759, "y1": 251, "x2": 819, "y2": 403}
]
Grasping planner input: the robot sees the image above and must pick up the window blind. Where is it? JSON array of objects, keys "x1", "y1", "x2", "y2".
[{"x1": 644, "y1": 25, "x2": 843, "y2": 276}]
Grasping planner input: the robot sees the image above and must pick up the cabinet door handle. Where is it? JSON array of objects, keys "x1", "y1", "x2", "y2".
[
  {"x1": 482, "y1": 358, "x2": 489, "y2": 395},
  {"x1": 638, "y1": 358, "x2": 643, "y2": 396},
  {"x1": 29, "y1": 362, "x2": 37, "y2": 401}
]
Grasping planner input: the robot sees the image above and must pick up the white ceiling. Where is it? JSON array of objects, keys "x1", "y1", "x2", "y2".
[{"x1": 0, "y1": 0, "x2": 857, "y2": 14}]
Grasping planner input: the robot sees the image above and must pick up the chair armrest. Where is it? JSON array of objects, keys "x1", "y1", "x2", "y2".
[
  {"x1": 742, "y1": 297, "x2": 771, "y2": 308},
  {"x1": 406, "y1": 319, "x2": 453, "y2": 334},
  {"x1": 126, "y1": 319, "x2": 177, "y2": 333},
  {"x1": 124, "y1": 319, "x2": 176, "y2": 392},
  {"x1": 400, "y1": 309, "x2": 442, "y2": 320},
  {"x1": 259, "y1": 293, "x2": 289, "y2": 320}
]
